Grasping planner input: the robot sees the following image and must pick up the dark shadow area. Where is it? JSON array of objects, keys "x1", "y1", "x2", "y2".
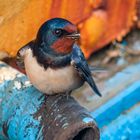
[{"x1": 73, "y1": 127, "x2": 96, "y2": 140}]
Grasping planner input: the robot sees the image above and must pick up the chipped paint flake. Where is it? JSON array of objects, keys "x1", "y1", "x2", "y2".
[
  {"x1": 62, "y1": 123, "x2": 69, "y2": 129},
  {"x1": 14, "y1": 81, "x2": 22, "y2": 89},
  {"x1": 24, "y1": 80, "x2": 31, "y2": 87}
]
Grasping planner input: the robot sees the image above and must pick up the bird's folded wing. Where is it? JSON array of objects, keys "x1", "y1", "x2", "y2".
[{"x1": 71, "y1": 44, "x2": 101, "y2": 97}]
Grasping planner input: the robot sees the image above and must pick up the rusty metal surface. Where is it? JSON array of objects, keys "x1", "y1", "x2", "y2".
[{"x1": 0, "y1": 0, "x2": 138, "y2": 58}]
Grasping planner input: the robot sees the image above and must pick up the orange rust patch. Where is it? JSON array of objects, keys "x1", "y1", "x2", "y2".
[{"x1": 0, "y1": 0, "x2": 138, "y2": 58}]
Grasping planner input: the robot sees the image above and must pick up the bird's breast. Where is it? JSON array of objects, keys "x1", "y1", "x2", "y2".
[{"x1": 24, "y1": 48, "x2": 83, "y2": 94}]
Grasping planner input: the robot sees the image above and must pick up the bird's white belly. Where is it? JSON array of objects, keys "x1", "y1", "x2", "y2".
[{"x1": 24, "y1": 48, "x2": 83, "y2": 95}]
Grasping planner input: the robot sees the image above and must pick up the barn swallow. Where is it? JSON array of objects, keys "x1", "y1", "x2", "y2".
[{"x1": 17, "y1": 18, "x2": 101, "y2": 96}]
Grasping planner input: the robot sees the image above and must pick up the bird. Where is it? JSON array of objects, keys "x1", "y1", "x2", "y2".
[{"x1": 16, "y1": 18, "x2": 102, "y2": 97}]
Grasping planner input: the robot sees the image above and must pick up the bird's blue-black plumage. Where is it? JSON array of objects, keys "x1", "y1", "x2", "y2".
[{"x1": 71, "y1": 44, "x2": 102, "y2": 97}]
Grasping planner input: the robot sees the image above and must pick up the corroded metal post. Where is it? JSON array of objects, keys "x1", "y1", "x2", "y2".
[{"x1": 0, "y1": 61, "x2": 99, "y2": 140}]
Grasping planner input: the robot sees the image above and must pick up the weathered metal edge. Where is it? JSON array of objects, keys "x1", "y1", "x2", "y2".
[{"x1": 91, "y1": 80, "x2": 140, "y2": 128}]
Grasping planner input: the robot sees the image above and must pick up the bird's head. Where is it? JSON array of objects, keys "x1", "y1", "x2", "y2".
[{"x1": 35, "y1": 18, "x2": 80, "y2": 55}]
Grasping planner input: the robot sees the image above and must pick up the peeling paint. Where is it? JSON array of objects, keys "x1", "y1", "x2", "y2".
[
  {"x1": 83, "y1": 117, "x2": 94, "y2": 124},
  {"x1": 62, "y1": 123, "x2": 69, "y2": 129},
  {"x1": 14, "y1": 81, "x2": 22, "y2": 90},
  {"x1": 0, "y1": 62, "x2": 44, "y2": 140}
]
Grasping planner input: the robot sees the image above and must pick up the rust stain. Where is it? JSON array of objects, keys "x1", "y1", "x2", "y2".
[{"x1": 0, "y1": 0, "x2": 138, "y2": 58}]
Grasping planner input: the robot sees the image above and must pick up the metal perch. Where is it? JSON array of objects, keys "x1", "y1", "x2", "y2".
[{"x1": 0, "y1": 62, "x2": 99, "y2": 140}]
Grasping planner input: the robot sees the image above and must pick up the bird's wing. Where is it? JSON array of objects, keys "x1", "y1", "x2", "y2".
[
  {"x1": 71, "y1": 44, "x2": 102, "y2": 97},
  {"x1": 16, "y1": 41, "x2": 33, "y2": 69}
]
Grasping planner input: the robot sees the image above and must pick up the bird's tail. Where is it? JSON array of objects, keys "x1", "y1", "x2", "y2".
[{"x1": 89, "y1": 77, "x2": 102, "y2": 97}]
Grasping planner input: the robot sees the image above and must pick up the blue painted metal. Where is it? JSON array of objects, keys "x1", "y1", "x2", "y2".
[
  {"x1": 104, "y1": 62, "x2": 140, "y2": 90},
  {"x1": 101, "y1": 103, "x2": 140, "y2": 140},
  {"x1": 92, "y1": 81, "x2": 140, "y2": 128},
  {"x1": 0, "y1": 76, "x2": 44, "y2": 140},
  {"x1": 91, "y1": 81, "x2": 140, "y2": 139}
]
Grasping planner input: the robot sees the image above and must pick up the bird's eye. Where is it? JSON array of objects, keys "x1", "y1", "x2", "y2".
[{"x1": 54, "y1": 29, "x2": 63, "y2": 37}]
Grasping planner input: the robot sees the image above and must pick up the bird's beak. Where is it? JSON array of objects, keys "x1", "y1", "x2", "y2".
[{"x1": 66, "y1": 32, "x2": 80, "y2": 40}]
